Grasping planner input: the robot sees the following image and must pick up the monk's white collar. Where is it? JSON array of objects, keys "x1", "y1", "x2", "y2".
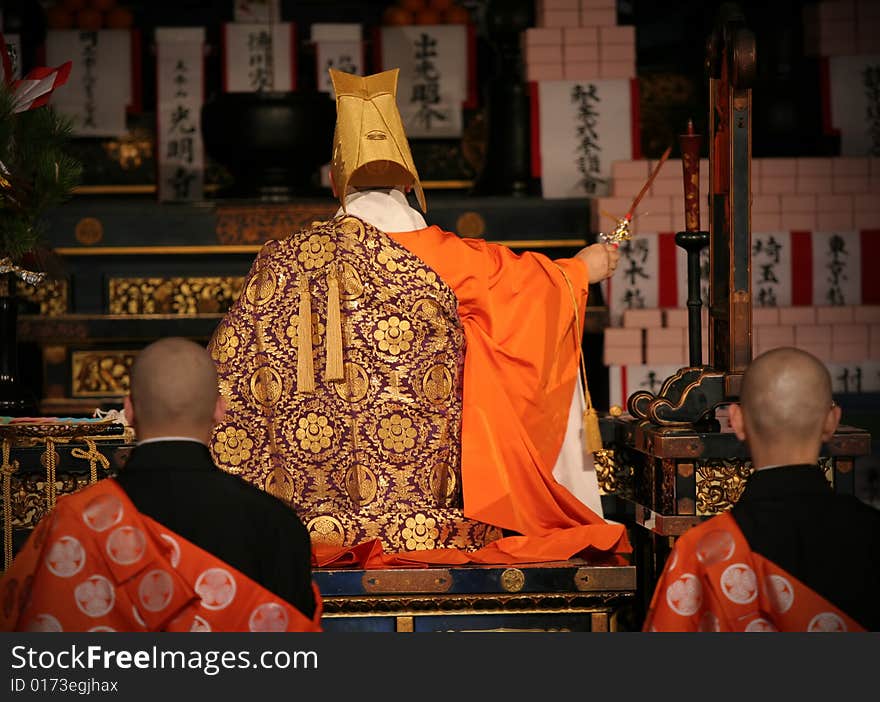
[{"x1": 336, "y1": 189, "x2": 427, "y2": 233}]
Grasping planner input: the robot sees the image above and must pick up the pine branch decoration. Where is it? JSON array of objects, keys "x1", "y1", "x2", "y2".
[{"x1": 0, "y1": 81, "x2": 82, "y2": 262}]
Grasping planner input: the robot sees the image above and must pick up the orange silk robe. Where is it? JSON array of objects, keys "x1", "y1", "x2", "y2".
[
  {"x1": 386, "y1": 226, "x2": 629, "y2": 560},
  {"x1": 643, "y1": 512, "x2": 864, "y2": 632},
  {"x1": 0, "y1": 480, "x2": 322, "y2": 632}
]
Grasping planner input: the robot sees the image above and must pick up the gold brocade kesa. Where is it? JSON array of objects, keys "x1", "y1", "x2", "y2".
[{"x1": 209, "y1": 215, "x2": 501, "y2": 552}]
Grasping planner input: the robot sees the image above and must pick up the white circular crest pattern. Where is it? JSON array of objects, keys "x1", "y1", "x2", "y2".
[
  {"x1": 88, "y1": 626, "x2": 116, "y2": 632},
  {"x1": 106, "y1": 526, "x2": 147, "y2": 566},
  {"x1": 74, "y1": 575, "x2": 115, "y2": 618},
  {"x1": 26, "y1": 613, "x2": 63, "y2": 632},
  {"x1": 808, "y1": 613, "x2": 847, "y2": 632},
  {"x1": 82, "y1": 494, "x2": 124, "y2": 532},
  {"x1": 765, "y1": 574, "x2": 795, "y2": 614},
  {"x1": 195, "y1": 568, "x2": 237, "y2": 611},
  {"x1": 745, "y1": 618, "x2": 777, "y2": 632},
  {"x1": 138, "y1": 570, "x2": 175, "y2": 613},
  {"x1": 45, "y1": 536, "x2": 86, "y2": 578},
  {"x1": 159, "y1": 533, "x2": 181, "y2": 568},
  {"x1": 249, "y1": 603, "x2": 289, "y2": 632},
  {"x1": 695, "y1": 530, "x2": 736, "y2": 566},
  {"x1": 720, "y1": 563, "x2": 758, "y2": 604},
  {"x1": 665, "y1": 573, "x2": 702, "y2": 616},
  {"x1": 190, "y1": 616, "x2": 212, "y2": 632},
  {"x1": 131, "y1": 605, "x2": 147, "y2": 628},
  {"x1": 698, "y1": 611, "x2": 720, "y2": 632},
  {"x1": 667, "y1": 549, "x2": 678, "y2": 572}
]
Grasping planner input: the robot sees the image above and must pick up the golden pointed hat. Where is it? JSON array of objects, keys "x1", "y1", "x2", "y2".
[{"x1": 329, "y1": 68, "x2": 426, "y2": 213}]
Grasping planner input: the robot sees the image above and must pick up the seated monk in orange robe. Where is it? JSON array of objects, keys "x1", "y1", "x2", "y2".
[
  {"x1": 1, "y1": 339, "x2": 320, "y2": 632},
  {"x1": 643, "y1": 348, "x2": 880, "y2": 632},
  {"x1": 209, "y1": 68, "x2": 629, "y2": 566},
  {"x1": 0, "y1": 480, "x2": 321, "y2": 632}
]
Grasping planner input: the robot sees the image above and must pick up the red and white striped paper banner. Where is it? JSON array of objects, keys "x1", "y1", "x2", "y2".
[
  {"x1": 826, "y1": 54, "x2": 880, "y2": 157},
  {"x1": 533, "y1": 78, "x2": 638, "y2": 199},
  {"x1": 316, "y1": 42, "x2": 363, "y2": 95},
  {"x1": 750, "y1": 229, "x2": 878, "y2": 307},
  {"x1": 604, "y1": 229, "x2": 880, "y2": 325},
  {"x1": 45, "y1": 30, "x2": 132, "y2": 137},
  {"x1": 312, "y1": 23, "x2": 362, "y2": 96},
  {"x1": 603, "y1": 233, "x2": 660, "y2": 326},
  {"x1": 379, "y1": 25, "x2": 467, "y2": 138},
  {"x1": 222, "y1": 23, "x2": 296, "y2": 93},
  {"x1": 156, "y1": 27, "x2": 205, "y2": 202},
  {"x1": 602, "y1": 232, "x2": 702, "y2": 325}
]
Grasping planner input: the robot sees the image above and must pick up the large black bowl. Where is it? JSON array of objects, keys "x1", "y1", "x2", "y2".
[{"x1": 201, "y1": 90, "x2": 336, "y2": 200}]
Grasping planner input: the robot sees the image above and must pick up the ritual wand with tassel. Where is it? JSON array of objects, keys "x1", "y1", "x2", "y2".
[{"x1": 598, "y1": 145, "x2": 672, "y2": 246}]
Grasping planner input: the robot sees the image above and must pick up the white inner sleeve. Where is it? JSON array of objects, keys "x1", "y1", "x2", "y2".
[
  {"x1": 337, "y1": 189, "x2": 427, "y2": 233},
  {"x1": 552, "y1": 373, "x2": 605, "y2": 518}
]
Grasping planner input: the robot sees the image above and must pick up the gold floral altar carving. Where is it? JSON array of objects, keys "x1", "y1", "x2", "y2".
[
  {"x1": 593, "y1": 449, "x2": 634, "y2": 499},
  {"x1": 71, "y1": 351, "x2": 137, "y2": 397},
  {"x1": 108, "y1": 277, "x2": 244, "y2": 315},
  {"x1": 696, "y1": 457, "x2": 836, "y2": 515},
  {"x1": 17, "y1": 278, "x2": 68, "y2": 316},
  {"x1": 696, "y1": 459, "x2": 753, "y2": 514}
]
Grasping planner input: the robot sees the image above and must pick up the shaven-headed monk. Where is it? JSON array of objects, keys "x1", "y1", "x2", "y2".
[
  {"x1": 0, "y1": 338, "x2": 320, "y2": 632},
  {"x1": 644, "y1": 348, "x2": 880, "y2": 632}
]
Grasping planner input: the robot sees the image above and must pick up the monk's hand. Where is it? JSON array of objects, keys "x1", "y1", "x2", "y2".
[{"x1": 577, "y1": 243, "x2": 621, "y2": 283}]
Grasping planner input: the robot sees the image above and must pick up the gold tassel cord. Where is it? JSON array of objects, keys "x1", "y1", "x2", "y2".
[
  {"x1": 71, "y1": 439, "x2": 110, "y2": 485},
  {"x1": 2, "y1": 438, "x2": 19, "y2": 573},
  {"x1": 558, "y1": 267, "x2": 604, "y2": 455},
  {"x1": 325, "y1": 265, "x2": 345, "y2": 382},
  {"x1": 297, "y1": 274, "x2": 316, "y2": 393},
  {"x1": 583, "y1": 405, "x2": 604, "y2": 456}
]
